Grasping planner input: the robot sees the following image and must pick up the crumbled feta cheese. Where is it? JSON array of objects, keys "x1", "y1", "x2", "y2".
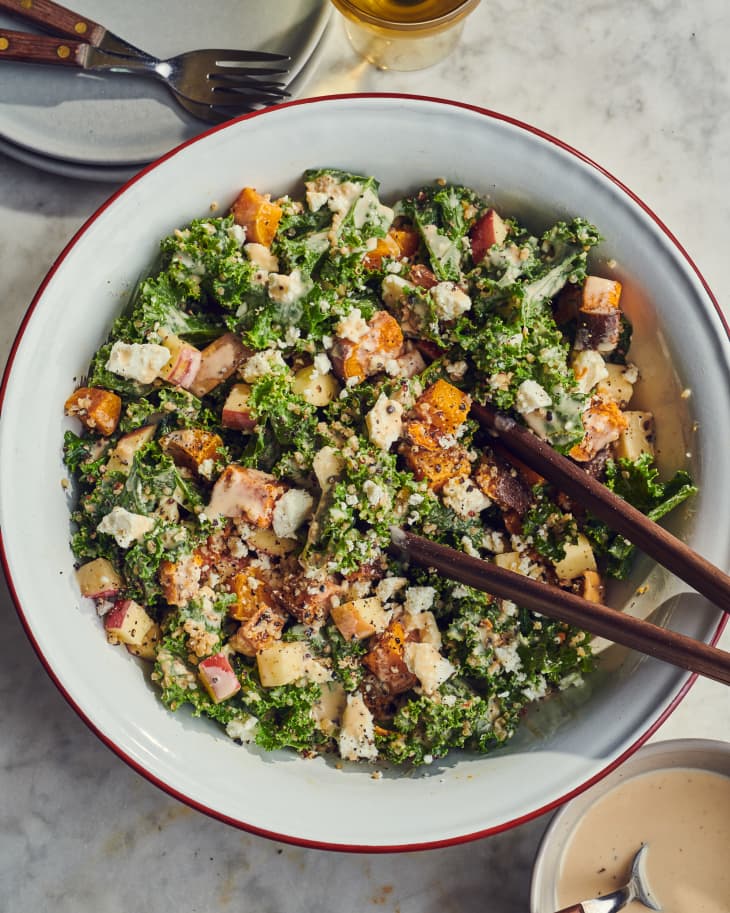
[
  {"x1": 267, "y1": 269, "x2": 309, "y2": 306},
  {"x1": 515, "y1": 379, "x2": 552, "y2": 415},
  {"x1": 197, "y1": 458, "x2": 215, "y2": 480},
  {"x1": 404, "y1": 642, "x2": 456, "y2": 695},
  {"x1": 305, "y1": 173, "x2": 363, "y2": 216},
  {"x1": 494, "y1": 641, "x2": 523, "y2": 674},
  {"x1": 106, "y1": 341, "x2": 170, "y2": 384},
  {"x1": 241, "y1": 348, "x2": 286, "y2": 382},
  {"x1": 312, "y1": 353, "x2": 332, "y2": 377},
  {"x1": 362, "y1": 479, "x2": 388, "y2": 508},
  {"x1": 226, "y1": 717, "x2": 258, "y2": 742},
  {"x1": 97, "y1": 506, "x2": 155, "y2": 548},
  {"x1": 381, "y1": 274, "x2": 413, "y2": 308},
  {"x1": 272, "y1": 489, "x2": 314, "y2": 539},
  {"x1": 245, "y1": 242, "x2": 279, "y2": 272},
  {"x1": 335, "y1": 307, "x2": 369, "y2": 343},
  {"x1": 365, "y1": 393, "x2": 403, "y2": 451},
  {"x1": 430, "y1": 281, "x2": 472, "y2": 320},
  {"x1": 227, "y1": 223, "x2": 247, "y2": 246},
  {"x1": 404, "y1": 586, "x2": 435, "y2": 614},
  {"x1": 338, "y1": 693, "x2": 378, "y2": 761},
  {"x1": 375, "y1": 576, "x2": 408, "y2": 603},
  {"x1": 441, "y1": 475, "x2": 492, "y2": 519}
]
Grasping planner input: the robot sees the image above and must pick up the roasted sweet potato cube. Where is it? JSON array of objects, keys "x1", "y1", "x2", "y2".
[
  {"x1": 159, "y1": 553, "x2": 203, "y2": 607},
  {"x1": 370, "y1": 310, "x2": 404, "y2": 354},
  {"x1": 207, "y1": 465, "x2": 285, "y2": 527},
  {"x1": 362, "y1": 233, "x2": 401, "y2": 270},
  {"x1": 401, "y1": 444, "x2": 472, "y2": 492},
  {"x1": 402, "y1": 418, "x2": 441, "y2": 451},
  {"x1": 574, "y1": 277, "x2": 623, "y2": 353},
  {"x1": 231, "y1": 186, "x2": 283, "y2": 247},
  {"x1": 390, "y1": 227, "x2": 419, "y2": 259},
  {"x1": 64, "y1": 387, "x2": 122, "y2": 436},
  {"x1": 278, "y1": 573, "x2": 343, "y2": 627},
  {"x1": 229, "y1": 603, "x2": 288, "y2": 657},
  {"x1": 363, "y1": 620, "x2": 417, "y2": 695},
  {"x1": 160, "y1": 428, "x2": 223, "y2": 472},
  {"x1": 474, "y1": 452, "x2": 533, "y2": 515},
  {"x1": 230, "y1": 569, "x2": 278, "y2": 622},
  {"x1": 569, "y1": 399, "x2": 628, "y2": 462},
  {"x1": 414, "y1": 379, "x2": 471, "y2": 434}
]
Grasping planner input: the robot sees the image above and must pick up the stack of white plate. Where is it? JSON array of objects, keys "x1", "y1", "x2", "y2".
[{"x1": 0, "y1": 0, "x2": 331, "y2": 182}]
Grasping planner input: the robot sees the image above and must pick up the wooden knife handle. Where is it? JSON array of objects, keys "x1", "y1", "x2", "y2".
[
  {"x1": 0, "y1": 0, "x2": 106, "y2": 46},
  {"x1": 0, "y1": 27, "x2": 86, "y2": 66}
]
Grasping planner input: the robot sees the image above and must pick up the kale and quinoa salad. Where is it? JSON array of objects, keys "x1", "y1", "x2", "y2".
[{"x1": 63, "y1": 169, "x2": 696, "y2": 766}]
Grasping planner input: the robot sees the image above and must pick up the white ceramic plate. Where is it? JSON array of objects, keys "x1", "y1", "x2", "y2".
[
  {"x1": 530, "y1": 738, "x2": 730, "y2": 911},
  {"x1": 0, "y1": 22, "x2": 329, "y2": 184},
  {"x1": 1, "y1": 95, "x2": 729, "y2": 850},
  {"x1": 0, "y1": 0, "x2": 330, "y2": 167}
]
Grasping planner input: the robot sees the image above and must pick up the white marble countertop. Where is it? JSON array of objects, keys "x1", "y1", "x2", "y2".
[{"x1": 1, "y1": 3, "x2": 729, "y2": 910}]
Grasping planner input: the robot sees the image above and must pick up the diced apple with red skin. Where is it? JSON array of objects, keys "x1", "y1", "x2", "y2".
[
  {"x1": 207, "y1": 464, "x2": 286, "y2": 527},
  {"x1": 106, "y1": 424, "x2": 156, "y2": 475},
  {"x1": 76, "y1": 557, "x2": 123, "y2": 599},
  {"x1": 198, "y1": 652, "x2": 241, "y2": 703},
  {"x1": 189, "y1": 332, "x2": 251, "y2": 398},
  {"x1": 469, "y1": 209, "x2": 508, "y2": 263},
  {"x1": 104, "y1": 599, "x2": 155, "y2": 646},
  {"x1": 221, "y1": 383, "x2": 256, "y2": 431},
  {"x1": 157, "y1": 329, "x2": 202, "y2": 389},
  {"x1": 126, "y1": 622, "x2": 161, "y2": 661}
]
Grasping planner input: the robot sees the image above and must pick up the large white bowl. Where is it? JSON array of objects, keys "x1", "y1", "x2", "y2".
[{"x1": 1, "y1": 94, "x2": 729, "y2": 850}]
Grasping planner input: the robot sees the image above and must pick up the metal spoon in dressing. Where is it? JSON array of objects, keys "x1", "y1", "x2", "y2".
[{"x1": 554, "y1": 845, "x2": 662, "y2": 913}]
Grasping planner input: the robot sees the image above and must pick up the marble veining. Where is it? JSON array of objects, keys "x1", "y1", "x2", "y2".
[{"x1": 1, "y1": 2, "x2": 729, "y2": 910}]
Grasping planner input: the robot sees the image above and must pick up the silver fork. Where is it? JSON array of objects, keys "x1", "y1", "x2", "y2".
[{"x1": 0, "y1": 0, "x2": 290, "y2": 118}]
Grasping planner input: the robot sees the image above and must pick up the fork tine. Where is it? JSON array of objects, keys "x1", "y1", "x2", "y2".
[
  {"x1": 209, "y1": 50, "x2": 291, "y2": 64},
  {"x1": 208, "y1": 67, "x2": 290, "y2": 80}
]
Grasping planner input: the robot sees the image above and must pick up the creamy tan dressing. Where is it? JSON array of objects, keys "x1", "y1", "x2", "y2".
[{"x1": 557, "y1": 768, "x2": 730, "y2": 912}]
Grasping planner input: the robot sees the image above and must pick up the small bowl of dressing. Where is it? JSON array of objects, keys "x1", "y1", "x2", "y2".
[
  {"x1": 329, "y1": 0, "x2": 481, "y2": 70},
  {"x1": 530, "y1": 739, "x2": 730, "y2": 913}
]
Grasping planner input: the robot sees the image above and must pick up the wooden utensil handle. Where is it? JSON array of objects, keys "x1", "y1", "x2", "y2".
[
  {"x1": 0, "y1": 28, "x2": 86, "y2": 66},
  {"x1": 0, "y1": 0, "x2": 105, "y2": 45},
  {"x1": 554, "y1": 905, "x2": 585, "y2": 913}
]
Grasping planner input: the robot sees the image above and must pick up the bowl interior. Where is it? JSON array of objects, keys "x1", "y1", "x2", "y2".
[{"x1": 2, "y1": 95, "x2": 729, "y2": 849}]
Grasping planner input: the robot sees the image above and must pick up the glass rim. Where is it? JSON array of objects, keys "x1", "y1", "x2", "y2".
[{"x1": 330, "y1": 0, "x2": 481, "y2": 32}]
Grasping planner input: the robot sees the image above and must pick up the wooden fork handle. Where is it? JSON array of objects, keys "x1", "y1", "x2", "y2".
[
  {"x1": 0, "y1": 0, "x2": 106, "y2": 45},
  {"x1": 0, "y1": 27, "x2": 87, "y2": 66}
]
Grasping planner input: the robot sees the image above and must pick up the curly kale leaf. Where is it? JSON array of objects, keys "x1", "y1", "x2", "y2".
[
  {"x1": 119, "y1": 441, "x2": 204, "y2": 515},
  {"x1": 380, "y1": 678, "x2": 509, "y2": 764},
  {"x1": 585, "y1": 453, "x2": 697, "y2": 578},
  {"x1": 118, "y1": 272, "x2": 224, "y2": 345},
  {"x1": 272, "y1": 205, "x2": 331, "y2": 275},
  {"x1": 521, "y1": 487, "x2": 579, "y2": 562},
  {"x1": 238, "y1": 666, "x2": 327, "y2": 754},
  {"x1": 240, "y1": 369, "x2": 319, "y2": 475},
  {"x1": 397, "y1": 184, "x2": 481, "y2": 281}
]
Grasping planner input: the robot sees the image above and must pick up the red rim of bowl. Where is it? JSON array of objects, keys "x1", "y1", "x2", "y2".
[{"x1": 1, "y1": 92, "x2": 728, "y2": 853}]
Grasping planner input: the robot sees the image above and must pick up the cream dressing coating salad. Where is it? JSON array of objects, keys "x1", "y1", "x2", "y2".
[{"x1": 63, "y1": 169, "x2": 695, "y2": 766}]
